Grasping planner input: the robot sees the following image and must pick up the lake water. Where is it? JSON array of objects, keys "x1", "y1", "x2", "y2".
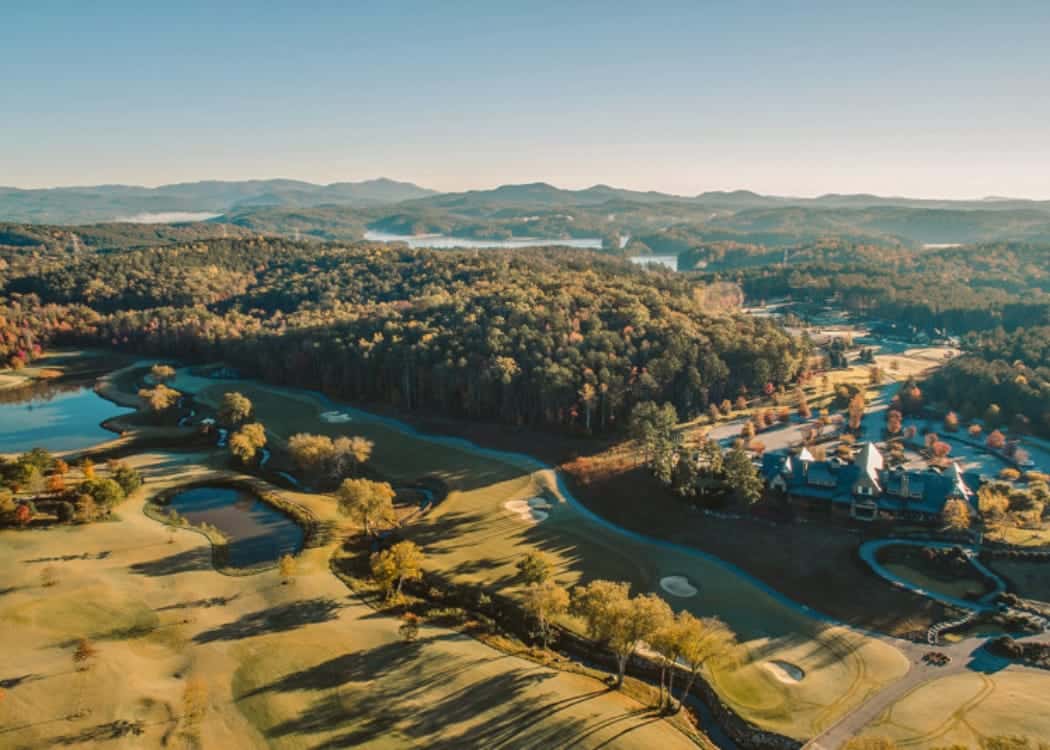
[
  {"x1": 165, "y1": 486, "x2": 304, "y2": 568},
  {"x1": 364, "y1": 230, "x2": 602, "y2": 249},
  {"x1": 0, "y1": 385, "x2": 132, "y2": 453}
]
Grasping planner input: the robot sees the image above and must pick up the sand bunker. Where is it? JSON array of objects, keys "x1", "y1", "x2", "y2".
[
  {"x1": 659, "y1": 576, "x2": 698, "y2": 598},
  {"x1": 763, "y1": 660, "x2": 805, "y2": 683},
  {"x1": 504, "y1": 497, "x2": 551, "y2": 523},
  {"x1": 320, "y1": 410, "x2": 353, "y2": 423}
]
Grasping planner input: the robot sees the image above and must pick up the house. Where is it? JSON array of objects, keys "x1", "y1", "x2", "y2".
[{"x1": 762, "y1": 443, "x2": 978, "y2": 522}]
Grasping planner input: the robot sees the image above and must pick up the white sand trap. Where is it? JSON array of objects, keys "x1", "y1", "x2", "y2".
[
  {"x1": 763, "y1": 660, "x2": 805, "y2": 683},
  {"x1": 320, "y1": 410, "x2": 353, "y2": 423},
  {"x1": 504, "y1": 499, "x2": 550, "y2": 523},
  {"x1": 659, "y1": 576, "x2": 698, "y2": 598}
]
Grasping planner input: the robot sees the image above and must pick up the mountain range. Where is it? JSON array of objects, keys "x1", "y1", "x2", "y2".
[{"x1": 3, "y1": 179, "x2": 1050, "y2": 250}]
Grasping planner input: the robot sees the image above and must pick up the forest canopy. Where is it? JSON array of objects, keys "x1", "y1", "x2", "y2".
[{"x1": 2, "y1": 239, "x2": 809, "y2": 434}]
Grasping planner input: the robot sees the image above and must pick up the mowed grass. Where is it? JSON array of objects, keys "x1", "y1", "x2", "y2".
[
  {"x1": 190, "y1": 378, "x2": 912, "y2": 740},
  {"x1": 860, "y1": 670, "x2": 1050, "y2": 747},
  {"x1": 0, "y1": 451, "x2": 699, "y2": 750}
]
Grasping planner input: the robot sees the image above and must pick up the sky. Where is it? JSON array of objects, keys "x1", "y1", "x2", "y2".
[{"x1": 3, "y1": 1, "x2": 1050, "y2": 198}]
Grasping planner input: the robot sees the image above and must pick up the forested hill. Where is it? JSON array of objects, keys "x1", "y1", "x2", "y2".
[{"x1": 1, "y1": 240, "x2": 807, "y2": 434}]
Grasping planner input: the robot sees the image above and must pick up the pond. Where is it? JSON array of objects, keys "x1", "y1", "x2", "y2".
[
  {"x1": 164, "y1": 486, "x2": 304, "y2": 568},
  {"x1": 0, "y1": 385, "x2": 132, "y2": 453}
]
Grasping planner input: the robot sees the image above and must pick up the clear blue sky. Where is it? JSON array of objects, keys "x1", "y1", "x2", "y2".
[{"x1": 4, "y1": 1, "x2": 1049, "y2": 198}]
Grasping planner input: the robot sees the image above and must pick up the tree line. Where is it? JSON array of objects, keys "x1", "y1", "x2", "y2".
[{"x1": 3, "y1": 239, "x2": 809, "y2": 435}]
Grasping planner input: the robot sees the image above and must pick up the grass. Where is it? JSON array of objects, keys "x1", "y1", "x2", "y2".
[
  {"x1": 860, "y1": 670, "x2": 1050, "y2": 747},
  {"x1": 182, "y1": 378, "x2": 915, "y2": 740},
  {"x1": 0, "y1": 451, "x2": 701, "y2": 750},
  {"x1": 987, "y1": 558, "x2": 1050, "y2": 604},
  {"x1": 878, "y1": 546, "x2": 992, "y2": 602}
]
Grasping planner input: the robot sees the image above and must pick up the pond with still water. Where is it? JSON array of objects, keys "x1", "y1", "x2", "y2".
[
  {"x1": 165, "y1": 486, "x2": 304, "y2": 568},
  {"x1": 0, "y1": 385, "x2": 132, "y2": 453}
]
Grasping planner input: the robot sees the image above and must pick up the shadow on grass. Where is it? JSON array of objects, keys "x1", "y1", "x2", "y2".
[
  {"x1": 194, "y1": 597, "x2": 343, "y2": 644},
  {"x1": 129, "y1": 548, "x2": 213, "y2": 577},
  {"x1": 156, "y1": 593, "x2": 241, "y2": 611}
]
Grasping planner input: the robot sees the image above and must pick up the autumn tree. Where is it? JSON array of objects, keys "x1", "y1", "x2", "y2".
[
  {"x1": 229, "y1": 422, "x2": 267, "y2": 463},
  {"x1": 571, "y1": 580, "x2": 672, "y2": 689},
  {"x1": 336, "y1": 478, "x2": 396, "y2": 536},
  {"x1": 370, "y1": 540, "x2": 424, "y2": 599},
  {"x1": 523, "y1": 580, "x2": 570, "y2": 648},
  {"x1": 516, "y1": 551, "x2": 553, "y2": 585},
  {"x1": 218, "y1": 391, "x2": 253, "y2": 425},
  {"x1": 138, "y1": 383, "x2": 179, "y2": 412},
  {"x1": 331, "y1": 435, "x2": 373, "y2": 478},
  {"x1": 278, "y1": 553, "x2": 296, "y2": 584},
  {"x1": 942, "y1": 498, "x2": 972, "y2": 532},
  {"x1": 288, "y1": 433, "x2": 335, "y2": 475},
  {"x1": 669, "y1": 613, "x2": 736, "y2": 713},
  {"x1": 150, "y1": 363, "x2": 176, "y2": 383},
  {"x1": 986, "y1": 430, "x2": 1006, "y2": 450}
]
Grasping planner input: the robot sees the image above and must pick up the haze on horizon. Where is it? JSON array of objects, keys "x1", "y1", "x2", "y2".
[{"x1": 4, "y1": 1, "x2": 1050, "y2": 200}]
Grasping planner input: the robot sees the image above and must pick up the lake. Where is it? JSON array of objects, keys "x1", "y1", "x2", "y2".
[
  {"x1": 165, "y1": 486, "x2": 304, "y2": 568},
  {"x1": 0, "y1": 385, "x2": 132, "y2": 453},
  {"x1": 364, "y1": 230, "x2": 602, "y2": 249}
]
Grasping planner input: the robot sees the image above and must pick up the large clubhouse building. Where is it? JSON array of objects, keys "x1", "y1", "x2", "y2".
[{"x1": 761, "y1": 443, "x2": 979, "y2": 522}]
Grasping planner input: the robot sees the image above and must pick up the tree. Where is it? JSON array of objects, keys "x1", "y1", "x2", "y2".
[
  {"x1": 571, "y1": 580, "x2": 671, "y2": 689},
  {"x1": 978, "y1": 485, "x2": 1010, "y2": 521},
  {"x1": 13, "y1": 503, "x2": 31, "y2": 527},
  {"x1": 944, "y1": 411, "x2": 959, "y2": 431},
  {"x1": 150, "y1": 363, "x2": 176, "y2": 383},
  {"x1": 78, "y1": 478, "x2": 126, "y2": 511},
  {"x1": 229, "y1": 422, "x2": 266, "y2": 464},
  {"x1": 79, "y1": 457, "x2": 96, "y2": 479},
  {"x1": 522, "y1": 580, "x2": 570, "y2": 648},
  {"x1": 670, "y1": 613, "x2": 736, "y2": 713},
  {"x1": 336, "y1": 478, "x2": 396, "y2": 536},
  {"x1": 288, "y1": 433, "x2": 335, "y2": 474},
  {"x1": 109, "y1": 461, "x2": 142, "y2": 495},
  {"x1": 331, "y1": 435, "x2": 372, "y2": 477},
  {"x1": 516, "y1": 551, "x2": 552, "y2": 585},
  {"x1": 848, "y1": 393, "x2": 866, "y2": 432},
  {"x1": 74, "y1": 493, "x2": 98, "y2": 523},
  {"x1": 278, "y1": 553, "x2": 296, "y2": 584},
  {"x1": 886, "y1": 409, "x2": 903, "y2": 435},
  {"x1": 138, "y1": 383, "x2": 180, "y2": 412},
  {"x1": 56, "y1": 501, "x2": 75, "y2": 524},
  {"x1": 942, "y1": 498, "x2": 971, "y2": 532},
  {"x1": 987, "y1": 430, "x2": 1006, "y2": 450},
  {"x1": 579, "y1": 382, "x2": 597, "y2": 433},
  {"x1": 370, "y1": 540, "x2": 424, "y2": 599},
  {"x1": 229, "y1": 431, "x2": 258, "y2": 464},
  {"x1": 218, "y1": 392, "x2": 253, "y2": 425},
  {"x1": 399, "y1": 613, "x2": 421, "y2": 642},
  {"x1": 628, "y1": 401, "x2": 677, "y2": 460},
  {"x1": 724, "y1": 444, "x2": 762, "y2": 504}
]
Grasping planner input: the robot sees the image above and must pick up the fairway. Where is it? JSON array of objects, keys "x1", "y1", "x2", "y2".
[
  {"x1": 184, "y1": 374, "x2": 913, "y2": 740},
  {"x1": 0, "y1": 451, "x2": 699, "y2": 750}
]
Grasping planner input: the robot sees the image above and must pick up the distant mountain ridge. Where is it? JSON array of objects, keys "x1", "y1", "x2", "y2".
[{"x1": 0, "y1": 178, "x2": 437, "y2": 224}]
